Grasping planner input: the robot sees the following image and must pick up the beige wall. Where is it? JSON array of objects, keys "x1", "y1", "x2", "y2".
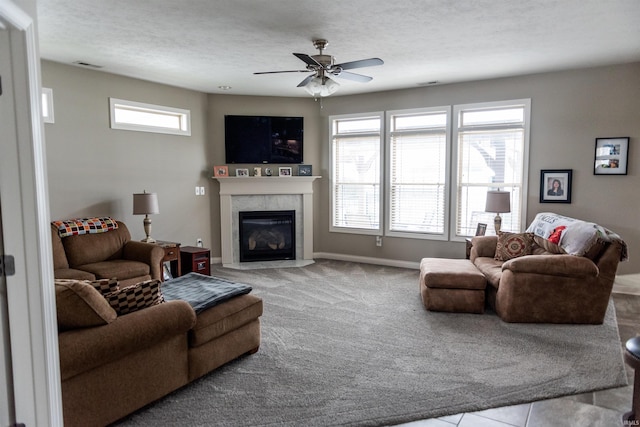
[
  {"x1": 42, "y1": 60, "x2": 212, "y2": 247},
  {"x1": 43, "y1": 60, "x2": 640, "y2": 273}
]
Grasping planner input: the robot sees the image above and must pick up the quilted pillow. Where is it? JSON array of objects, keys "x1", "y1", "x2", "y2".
[
  {"x1": 495, "y1": 232, "x2": 535, "y2": 261},
  {"x1": 55, "y1": 280, "x2": 117, "y2": 331},
  {"x1": 103, "y1": 279, "x2": 164, "y2": 316}
]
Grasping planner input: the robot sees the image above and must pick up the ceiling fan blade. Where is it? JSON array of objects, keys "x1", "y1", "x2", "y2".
[
  {"x1": 296, "y1": 74, "x2": 316, "y2": 87},
  {"x1": 254, "y1": 70, "x2": 309, "y2": 75},
  {"x1": 334, "y1": 58, "x2": 384, "y2": 70},
  {"x1": 293, "y1": 53, "x2": 321, "y2": 67},
  {"x1": 334, "y1": 71, "x2": 373, "y2": 83}
]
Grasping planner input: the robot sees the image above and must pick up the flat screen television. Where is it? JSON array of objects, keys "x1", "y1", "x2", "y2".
[{"x1": 224, "y1": 115, "x2": 303, "y2": 164}]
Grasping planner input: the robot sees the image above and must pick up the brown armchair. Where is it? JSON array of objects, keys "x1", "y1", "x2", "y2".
[
  {"x1": 470, "y1": 234, "x2": 625, "y2": 324},
  {"x1": 51, "y1": 220, "x2": 164, "y2": 286}
]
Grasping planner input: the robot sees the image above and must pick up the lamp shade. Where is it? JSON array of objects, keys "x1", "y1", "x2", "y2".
[
  {"x1": 485, "y1": 191, "x2": 511, "y2": 213},
  {"x1": 133, "y1": 192, "x2": 159, "y2": 215}
]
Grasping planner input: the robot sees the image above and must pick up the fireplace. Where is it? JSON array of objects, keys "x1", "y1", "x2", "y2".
[{"x1": 239, "y1": 210, "x2": 296, "y2": 262}]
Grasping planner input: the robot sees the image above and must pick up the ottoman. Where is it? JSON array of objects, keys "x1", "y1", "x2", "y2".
[
  {"x1": 187, "y1": 293, "x2": 263, "y2": 381},
  {"x1": 419, "y1": 258, "x2": 486, "y2": 314}
]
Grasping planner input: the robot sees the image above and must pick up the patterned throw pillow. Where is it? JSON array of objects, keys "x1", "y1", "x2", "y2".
[
  {"x1": 90, "y1": 278, "x2": 120, "y2": 294},
  {"x1": 103, "y1": 279, "x2": 164, "y2": 315},
  {"x1": 495, "y1": 232, "x2": 535, "y2": 261}
]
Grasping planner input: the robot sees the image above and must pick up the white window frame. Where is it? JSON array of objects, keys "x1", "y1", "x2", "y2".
[
  {"x1": 329, "y1": 111, "x2": 384, "y2": 235},
  {"x1": 385, "y1": 106, "x2": 451, "y2": 241},
  {"x1": 109, "y1": 97, "x2": 191, "y2": 136},
  {"x1": 41, "y1": 87, "x2": 54, "y2": 123},
  {"x1": 450, "y1": 99, "x2": 531, "y2": 241}
]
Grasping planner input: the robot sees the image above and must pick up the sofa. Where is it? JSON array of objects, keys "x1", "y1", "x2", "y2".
[
  {"x1": 51, "y1": 219, "x2": 164, "y2": 286},
  {"x1": 52, "y1": 219, "x2": 263, "y2": 426},
  {"x1": 469, "y1": 213, "x2": 626, "y2": 324}
]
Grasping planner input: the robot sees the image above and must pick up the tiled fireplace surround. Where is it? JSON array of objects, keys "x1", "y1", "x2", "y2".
[{"x1": 215, "y1": 176, "x2": 320, "y2": 268}]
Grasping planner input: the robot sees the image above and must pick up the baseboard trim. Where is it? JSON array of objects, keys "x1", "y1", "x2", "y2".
[
  {"x1": 313, "y1": 252, "x2": 420, "y2": 270},
  {"x1": 211, "y1": 254, "x2": 420, "y2": 270}
]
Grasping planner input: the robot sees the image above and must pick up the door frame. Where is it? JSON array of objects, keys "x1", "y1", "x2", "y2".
[{"x1": 0, "y1": 1, "x2": 63, "y2": 425}]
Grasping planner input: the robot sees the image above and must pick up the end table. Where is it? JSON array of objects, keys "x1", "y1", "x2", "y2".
[{"x1": 155, "y1": 240, "x2": 181, "y2": 280}]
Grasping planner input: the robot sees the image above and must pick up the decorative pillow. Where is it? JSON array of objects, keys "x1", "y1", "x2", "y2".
[
  {"x1": 495, "y1": 232, "x2": 535, "y2": 261},
  {"x1": 89, "y1": 278, "x2": 120, "y2": 294},
  {"x1": 55, "y1": 280, "x2": 117, "y2": 331},
  {"x1": 103, "y1": 279, "x2": 164, "y2": 316}
]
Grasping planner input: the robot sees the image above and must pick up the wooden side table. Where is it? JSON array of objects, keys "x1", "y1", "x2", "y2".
[
  {"x1": 155, "y1": 240, "x2": 181, "y2": 280},
  {"x1": 180, "y1": 246, "x2": 211, "y2": 276}
]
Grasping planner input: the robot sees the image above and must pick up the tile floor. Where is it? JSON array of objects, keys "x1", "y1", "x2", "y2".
[{"x1": 395, "y1": 276, "x2": 640, "y2": 427}]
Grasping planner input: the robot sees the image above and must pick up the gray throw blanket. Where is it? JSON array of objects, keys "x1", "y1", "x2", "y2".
[{"x1": 162, "y1": 272, "x2": 252, "y2": 313}]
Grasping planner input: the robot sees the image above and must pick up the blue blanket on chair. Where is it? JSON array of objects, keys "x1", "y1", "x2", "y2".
[{"x1": 162, "y1": 273, "x2": 252, "y2": 313}]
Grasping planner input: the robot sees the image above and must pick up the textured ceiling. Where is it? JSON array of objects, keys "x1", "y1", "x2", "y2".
[{"x1": 37, "y1": 0, "x2": 640, "y2": 98}]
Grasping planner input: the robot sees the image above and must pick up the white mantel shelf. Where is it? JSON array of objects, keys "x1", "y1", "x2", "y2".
[
  {"x1": 214, "y1": 176, "x2": 321, "y2": 266},
  {"x1": 213, "y1": 176, "x2": 321, "y2": 195}
]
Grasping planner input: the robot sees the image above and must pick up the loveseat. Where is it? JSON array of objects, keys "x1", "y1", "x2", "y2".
[
  {"x1": 52, "y1": 219, "x2": 263, "y2": 426},
  {"x1": 51, "y1": 218, "x2": 164, "y2": 286},
  {"x1": 470, "y1": 213, "x2": 627, "y2": 324}
]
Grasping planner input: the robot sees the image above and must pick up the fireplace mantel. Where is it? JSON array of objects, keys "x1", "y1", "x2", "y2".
[{"x1": 214, "y1": 176, "x2": 321, "y2": 267}]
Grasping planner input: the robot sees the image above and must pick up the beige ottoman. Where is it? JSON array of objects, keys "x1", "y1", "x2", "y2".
[{"x1": 419, "y1": 258, "x2": 486, "y2": 314}]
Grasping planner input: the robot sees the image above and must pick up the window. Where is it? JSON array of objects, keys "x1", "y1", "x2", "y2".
[
  {"x1": 109, "y1": 98, "x2": 191, "y2": 136},
  {"x1": 330, "y1": 113, "x2": 383, "y2": 234},
  {"x1": 452, "y1": 100, "x2": 530, "y2": 239},
  {"x1": 386, "y1": 107, "x2": 450, "y2": 239},
  {"x1": 42, "y1": 87, "x2": 54, "y2": 123}
]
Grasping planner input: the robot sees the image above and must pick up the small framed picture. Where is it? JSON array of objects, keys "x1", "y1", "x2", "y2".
[
  {"x1": 213, "y1": 165, "x2": 229, "y2": 177},
  {"x1": 235, "y1": 168, "x2": 249, "y2": 177},
  {"x1": 540, "y1": 169, "x2": 572, "y2": 203},
  {"x1": 594, "y1": 137, "x2": 629, "y2": 175},
  {"x1": 298, "y1": 165, "x2": 312, "y2": 176},
  {"x1": 278, "y1": 167, "x2": 292, "y2": 177},
  {"x1": 475, "y1": 223, "x2": 487, "y2": 236},
  {"x1": 253, "y1": 167, "x2": 262, "y2": 176}
]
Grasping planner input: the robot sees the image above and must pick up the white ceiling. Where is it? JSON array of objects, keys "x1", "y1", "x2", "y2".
[{"x1": 37, "y1": 0, "x2": 640, "y2": 98}]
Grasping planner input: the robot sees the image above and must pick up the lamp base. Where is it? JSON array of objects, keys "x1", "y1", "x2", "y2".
[
  {"x1": 142, "y1": 215, "x2": 155, "y2": 243},
  {"x1": 494, "y1": 213, "x2": 502, "y2": 234},
  {"x1": 141, "y1": 236, "x2": 156, "y2": 243}
]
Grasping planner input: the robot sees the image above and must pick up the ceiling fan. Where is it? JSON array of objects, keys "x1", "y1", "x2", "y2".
[{"x1": 254, "y1": 39, "x2": 384, "y2": 96}]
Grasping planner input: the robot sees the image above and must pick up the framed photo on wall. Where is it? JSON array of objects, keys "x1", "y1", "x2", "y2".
[
  {"x1": 540, "y1": 169, "x2": 572, "y2": 203},
  {"x1": 594, "y1": 137, "x2": 629, "y2": 175}
]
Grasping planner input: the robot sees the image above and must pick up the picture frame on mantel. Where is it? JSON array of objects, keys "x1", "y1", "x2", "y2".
[
  {"x1": 278, "y1": 167, "x2": 292, "y2": 176},
  {"x1": 594, "y1": 137, "x2": 630, "y2": 175},
  {"x1": 298, "y1": 165, "x2": 312, "y2": 176},
  {"x1": 213, "y1": 165, "x2": 229, "y2": 177}
]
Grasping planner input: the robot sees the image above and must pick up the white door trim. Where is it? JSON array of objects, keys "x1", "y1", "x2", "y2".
[{"x1": 0, "y1": 1, "x2": 63, "y2": 425}]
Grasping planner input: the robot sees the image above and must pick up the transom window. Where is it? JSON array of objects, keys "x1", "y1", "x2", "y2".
[{"x1": 109, "y1": 98, "x2": 191, "y2": 136}]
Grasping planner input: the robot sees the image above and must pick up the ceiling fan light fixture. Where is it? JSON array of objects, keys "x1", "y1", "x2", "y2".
[{"x1": 304, "y1": 76, "x2": 340, "y2": 97}]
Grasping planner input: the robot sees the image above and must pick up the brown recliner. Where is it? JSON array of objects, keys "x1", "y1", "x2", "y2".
[
  {"x1": 470, "y1": 235, "x2": 624, "y2": 324},
  {"x1": 51, "y1": 220, "x2": 164, "y2": 286}
]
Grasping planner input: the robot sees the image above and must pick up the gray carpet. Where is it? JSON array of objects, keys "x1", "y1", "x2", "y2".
[{"x1": 117, "y1": 259, "x2": 628, "y2": 426}]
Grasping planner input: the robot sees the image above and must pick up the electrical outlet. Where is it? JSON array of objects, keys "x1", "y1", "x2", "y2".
[
  {"x1": 200, "y1": 186, "x2": 205, "y2": 196},
  {"x1": 195, "y1": 186, "x2": 201, "y2": 196},
  {"x1": 196, "y1": 238, "x2": 203, "y2": 247},
  {"x1": 376, "y1": 236, "x2": 383, "y2": 247}
]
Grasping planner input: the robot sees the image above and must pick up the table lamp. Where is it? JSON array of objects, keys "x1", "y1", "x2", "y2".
[
  {"x1": 133, "y1": 191, "x2": 159, "y2": 243},
  {"x1": 485, "y1": 190, "x2": 511, "y2": 234}
]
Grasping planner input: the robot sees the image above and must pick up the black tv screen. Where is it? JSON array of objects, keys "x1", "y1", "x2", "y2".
[{"x1": 224, "y1": 115, "x2": 303, "y2": 164}]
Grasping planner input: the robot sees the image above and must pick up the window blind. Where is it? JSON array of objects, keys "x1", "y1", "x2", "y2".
[
  {"x1": 454, "y1": 103, "x2": 528, "y2": 236},
  {"x1": 331, "y1": 114, "x2": 382, "y2": 232}
]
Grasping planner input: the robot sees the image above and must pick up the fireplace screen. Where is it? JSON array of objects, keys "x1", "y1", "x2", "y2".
[{"x1": 239, "y1": 210, "x2": 295, "y2": 262}]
